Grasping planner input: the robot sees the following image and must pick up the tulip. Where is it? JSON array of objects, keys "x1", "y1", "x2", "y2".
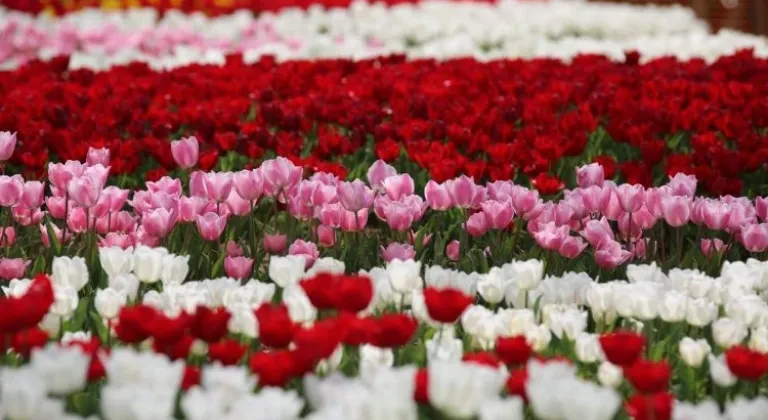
[
  {"x1": 708, "y1": 354, "x2": 737, "y2": 387},
  {"x1": 667, "y1": 173, "x2": 697, "y2": 198},
  {"x1": 86, "y1": 147, "x2": 110, "y2": 167},
  {"x1": 576, "y1": 162, "x2": 604, "y2": 188},
  {"x1": 0, "y1": 131, "x2": 17, "y2": 161},
  {"x1": 700, "y1": 238, "x2": 729, "y2": 259},
  {"x1": 68, "y1": 176, "x2": 102, "y2": 209},
  {"x1": 261, "y1": 157, "x2": 303, "y2": 198},
  {"x1": 599, "y1": 331, "x2": 645, "y2": 367},
  {"x1": 756, "y1": 197, "x2": 768, "y2": 222},
  {"x1": 425, "y1": 180, "x2": 453, "y2": 210},
  {"x1": 712, "y1": 317, "x2": 748, "y2": 349},
  {"x1": 661, "y1": 195, "x2": 692, "y2": 227},
  {"x1": 380, "y1": 242, "x2": 416, "y2": 262},
  {"x1": 594, "y1": 240, "x2": 632, "y2": 269},
  {"x1": 741, "y1": 223, "x2": 768, "y2": 253},
  {"x1": 225, "y1": 240, "x2": 243, "y2": 257},
  {"x1": 480, "y1": 199, "x2": 515, "y2": 229},
  {"x1": 224, "y1": 256, "x2": 254, "y2": 280},
  {"x1": 0, "y1": 258, "x2": 30, "y2": 280},
  {"x1": 202, "y1": 172, "x2": 234, "y2": 203},
  {"x1": 94, "y1": 288, "x2": 127, "y2": 319},
  {"x1": 233, "y1": 168, "x2": 264, "y2": 202},
  {"x1": 99, "y1": 233, "x2": 133, "y2": 249},
  {"x1": 195, "y1": 212, "x2": 228, "y2": 241},
  {"x1": 382, "y1": 174, "x2": 415, "y2": 200},
  {"x1": 558, "y1": 235, "x2": 587, "y2": 258},
  {"x1": 98, "y1": 246, "x2": 134, "y2": 279},
  {"x1": 142, "y1": 208, "x2": 177, "y2": 238},
  {"x1": 40, "y1": 223, "x2": 72, "y2": 248},
  {"x1": 288, "y1": 239, "x2": 319, "y2": 268},
  {"x1": 465, "y1": 212, "x2": 489, "y2": 237},
  {"x1": 0, "y1": 175, "x2": 24, "y2": 207},
  {"x1": 366, "y1": 160, "x2": 397, "y2": 193},
  {"x1": 532, "y1": 222, "x2": 568, "y2": 251},
  {"x1": 146, "y1": 177, "x2": 183, "y2": 197},
  {"x1": 263, "y1": 233, "x2": 288, "y2": 254},
  {"x1": 678, "y1": 337, "x2": 711, "y2": 367},
  {"x1": 597, "y1": 362, "x2": 623, "y2": 388},
  {"x1": 178, "y1": 196, "x2": 212, "y2": 222},
  {"x1": 446, "y1": 176, "x2": 485, "y2": 209},
  {"x1": 52, "y1": 256, "x2": 89, "y2": 291},
  {"x1": 170, "y1": 136, "x2": 199, "y2": 169},
  {"x1": 223, "y1": 189, "x2": 251, "y2": 216},
  {"x1": 0, "y1": 226, "x2": 15, "y2": 247},
  {"x1": 445, "y1": 240, "x2": 460, "y2": 261},
  {"x1": 337, "y1": 180, "x2": 374, "y2": 212},
  {"x1": 268, "y1": 255, "x2": 307, "y2": 288},
  {"x1": 615, "y1": 184, "x2": 645, "y2": 213}
]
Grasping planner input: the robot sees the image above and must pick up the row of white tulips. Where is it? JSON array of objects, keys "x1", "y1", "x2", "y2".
[{"x1": 2, "y1": 1, "x2": 767, "y2": 70}]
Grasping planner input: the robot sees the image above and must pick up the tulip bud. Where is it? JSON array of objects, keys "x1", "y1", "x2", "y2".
[
  {"x1": 171, "y1": 136, "x2": 199, "y2": 169},
  {"x1": 712, "y1": 317, "x2": 748, "y2": 349},
  {"x1": 708, "y1": 354, "x2": 737, "y2": 388},
  {"x1": 95, "y1": 288, "x2": 128, "y2": 320},
  {"x1": 678, "y1": 337, "x2": 711, "y2": 367},
  {"x1": 0, "y1": 131, "x2": 17, "y2": 161},
  {"x1": 597, "y1": 362, "x2": 623, "y2": 388}
]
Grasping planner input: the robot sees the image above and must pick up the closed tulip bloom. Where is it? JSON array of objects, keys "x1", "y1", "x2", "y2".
[
  {"x1": 18, "y1": 181, "x2": 44, "y2": 209},
  {"x1": 86, "y1": 146, "x2": 110, "y2": 167},
  {"x1": 0, "y1": 258, "x2": 30, "y2": 280},
  {"x1": 0, "y1": 175, "x2": 24, "y2": 207},
  {"x1": 741, "y1": 223, "x2": 768, "y2": 253},
  {"x1": 756, "y1": 197, "x2": 768, "y2": 222},
  {"x1": 616, "y1": 184, "x2": 645, "y2": 213},
  {"x1": 708, "y1": 354, "x2": 737, "y2": 387},
  {"x1": 224, "y1": 256, "x2": 254, "y2": 279},
  {"x1": 481, "y1": 200, "x2": 515, "y2": 229},
  {"x1": 712, "y1": 317, "x2": 748, "y2": 349},
  {"x1": 678, "y1": 337, "x2": 711, "y2": 367},
  {"x1": 532, "y1": 222, "x2": 568, "y2": 251},
  {"x1": 558, "y1": 235, "x2": 588, "y2": 258},
  {"x1": 337, "y1": 180, "x2": 374, "y2": 212},
  {"x1": 196, "y1": 212, "x2": 228, "y2": 241},
  {"x1": 203, "y1": 172, "x2": 234, "y2": 203},
  {"x1": 667, "y1": 173, "x2": 697, "y2": 198},
  {"x1": 576, "y1": 162, "x2": 605, "y2": 188},
  {"x1": 288, "y1": 239, "x2": 319, "y2": 268},
  {"x1": 594, "y1": 240, "x2": 632, "y2": 269},
  {"x1": 700, "y1": 238, "x2": 729, "y2": 259},
  {"x1": 261, "y1": 157, "x2": 303, "y2": 197},
  {"x1": 171, "y1": 136, "x2": 199, "y2": 169},
  {"x1": 382, "y1": 174, "x2": 415, "y2": 200},
  {"x1": 263, "y1": 233, "x2": 288, "y2": 254},
  {"x1": 446, "y1": 175, "x2": 485, "y2": 209},
  {"x1": 366, "y1": 160, "x2": 398, "y2": 193},
  {"x1": 380, "y1": 242, "x2": 416, "y2": 263},
  {"x1": 233, "y1": 169, "x2": 264, "y2": 202},
  {"x1": 0, "y1": 226, "x2": 15, "y2": 247},
  {"x1": 95, "y1": 288, "x2": 128, "y2": 320},
  {"x1": 178, "y1": 196, "x2": 212, "y2": 223},
  {"x1": 0, "y1": 131, "x2": 17, "y2": 161},
  {"x1": 425, "y1": 180, "x2": 453, "y2": 210},
  {"x1": 142, "y1": 208, "x2": 177, "y2": 238},
  {"x1": 446, "y1": 240, "x2": 460, "y2": 261},
  {"x1": 661, "y1": 195, "x2": 692, "y2": 227},
  {"x1": 465, "y1": 212, "x2": 490, "y2": 237},
  {"x1": 316, "y1": 225, "x2": 336, "y2": 247}
]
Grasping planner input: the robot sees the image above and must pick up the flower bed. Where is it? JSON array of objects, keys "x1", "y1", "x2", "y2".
[
  {"x1": 1, "y1": 54, "x2": 766, "y2": 196},
  {"x1": 6, "y1": 0, "x2": 767, "y2": 69}
]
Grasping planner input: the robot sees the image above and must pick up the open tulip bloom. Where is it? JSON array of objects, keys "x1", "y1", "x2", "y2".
[{"x1": 1, "y1": 0, "x2": 768, "y2": 417}]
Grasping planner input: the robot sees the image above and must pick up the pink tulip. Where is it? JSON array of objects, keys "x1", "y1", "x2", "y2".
[
  {"x1": 226, "y1": 240, "x2": 244, "y2": 257},
  {"x1": 340, "y1": 209, "x2": 368, "y2": 232},
  {"x1": 616, "y1": 184, "x2": 645, "y2": 213},
  {"x1": 233, "y1": 169, "x2": 264, "y2": 202},
  {"x1": 131, "y1": 226, "x2": 160, "y2": 247},
  {"x1": 48, "y1": 161, "x2": 85, "y2": 191},
  {"x1": 446, "y1": 240, "x2": 460, "y2": 261},
  {"x1": 178, "y1": 196, "x2": 213, "y2": 223},
  {"x1": 533, "y1": 222, "x2": 569, "y2": 251},
  {"x1": 12, "y1": 206, "x2": 44, "y2": 227},
  {"x1": 45, "y1": 196, "x2": 71, "y2": 219},
  {"x1": 581, "y1": 185, "x2": 610, "y2": 214},
  {"x1": 756, "y1": 197, "x2": 768, "y2": 223},
  {"x1": 309, "y1": 183, "x2": 339, "y2": 208},
  {"x1": 317, "y1": 225, "x2": 336, "y2": 247},
  {"x1": 581, "y1": 217, "x2": 614, "y2": 247},
  {"x1": 39, "y1": 223, "x2": 71, "y2": 248},
  {"x1": 630, "y1": 238, "x2": 648, "y2": 260},
  {"x1": 142, "y1": 208, "x2": 177, "y2": 238},
  {"x1": 742, "y1": 224, "x2": 768, "y2": 253},
  {"x1": 576, "y1": 163, "x2": 604, "y2": 188},
  {"x1": 99, "y1": 233, "x2": 133, "y2": 249},
  {"x1": 337, "y1": 180, "x2": 374, "y2": 212},
  {"x1": 189, "y1": 171, "x2": 208, "y2": 198},
  {"x1": 366, "y1": 160, "x2": 397, "y2": 193},
  {"x1": 446, "y1": 175, "x2": 485, "y2": 209},
  {"x1": 0, "y1": 258, "x2": 29, "y2": 280},
  {"x1": 561, "y1": 191, "x2": 588, "y2": 220},
  {"x1": 86, "y1": 147, "x2": 110, "y2": 167},
  {"x1": 382, "y1": 174, "x2": 415, "y2": 201},
  {"x1": 726, "y1": 203, "x2": 751, "y2": 233},
  {"x1": 224, "y1": 256, "x2": 254, "y2": 279},
  {"x1": 552, "y1": 203, "x2": 576, "y2": 226},
  {"x1": 380, "y1": 242, "x2": 416, "y2": 262},
  {"x1": 601, "y1": 188, "x2": 624, "y2": 220},
  {"x1": 0, "y1": 226, "x2": 15, "y2": 247},
  {"x1": 82, "y1": 164, "x2": 110, "y2": 190},
  {"x1": 288, "y1": 239, "x2": 319, "y2": 268},
  {"x1": 425, "y1": 180, "x2": 453, "y2": 210},
  {"x1": 170, "y1": 136, "x2": 199, "y2": 169},
  {"x1": 146, "y1": 177, "x2": 183, "y2": 197},
  {"x1": 486, "y1": 181, "x2": 514, "y2": 201},
  {"x1": 643, "y1": 187, "x2": 668, "y2": 218},
  {"x1": 481, "y1": 200, "x2": 515, "y2": 229},
  {"x1": 67, "y1": 207, "x2": 89, "y2": 233},
  {"x1": 196, "y1": 212, "x2": 228, "y2": 241},
  {"x1": 465, "y1": 212, "x2": 490, "y2": 237},
  {"x1": 509, "y1": 185, "x2": 541, "y2": 217},
  {"x1": 68, "y1": 176, "x2": 102, "y2": 208},
  {"x1": 261, "y1": 157, "x2": 303, "y2": 198},
  {"x1": 0, "y1": 132, "x2": 17, "y2": 161},
  {"x1": 702, "y1": 200, "x2": 731, "y2": 230},
  {"x1": 594, "y1": 240, "x2": 632, "y2": 269},
  {"x1": 700, "y1": 238, "x2": 729, "y2": 259},
  {"x1": 18, "y1": 181, "x2": 44, "y2": 209},
  {"x1": 667, "y1": 173, "x2": 697, "y2": 198},
  {"x1": 263, "y1": 233, "x2": 288, "y2": 254},
  {"x1": 380, "y1": 202, "x2": 415, "y2": 232},
  {"x1": 112, "y1": 211, "x2": 137, "y2": 234},
  {"x1": 661, "y1": 196, "x2": 692, "y2": 227},
  {"x1": 558, "y1": 236, "x2": 588, "y2": 258},
  {"x1": 91, "y1": 186, "x2": 130, "y2": 218},
  {"x1": 0, "y1": 175, "x2": 24, "y2": 207},
  {"x1": 224, "y1": 189, "x2": 251, "y2": 216},
  {"x1": 203, "y1": 172, "x2": 234, "y2": 203}
]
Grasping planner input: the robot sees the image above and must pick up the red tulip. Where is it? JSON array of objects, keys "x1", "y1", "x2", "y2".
[
  {"x1": 423, "y1": 287, "x2": 473, "y2": 324},
  {"x1": 624, "y1": 360, "x2": 670, "y2": 393},
  {"x1": 599, "y1": 331, "x2": 645, "y2": 367}
]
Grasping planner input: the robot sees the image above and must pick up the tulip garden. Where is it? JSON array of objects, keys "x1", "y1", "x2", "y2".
[{"x1": 0, "y1": 0, "x2": 768, "y2": 419}]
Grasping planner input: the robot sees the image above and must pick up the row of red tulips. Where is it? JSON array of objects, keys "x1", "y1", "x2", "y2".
[{"x1": 1, "y1": 52, "x2": 766, "y2": 197}]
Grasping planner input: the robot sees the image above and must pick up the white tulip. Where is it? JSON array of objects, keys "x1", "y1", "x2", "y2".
[
  {"x1": 426, "y1": 329, "x2": 464, "y2": 363},
  {"x1": 510, "y1": 259, "x2": 543, "y2": 291},
  {"x1": 39, "y1": 313, "x2": 62, "y2": 337},
  {"x1": 227, "y1": 303, "x2": 259, "y2": 338},
  {"x1": 305, "y1": 257, "x2": 346, "y2": 277},
  {"x1": 98, "y1": 246, "x2": 134, "y2": 279},
  {"x1": 478, "y1": 396, "x2": 524, "y2": 420},
  {"x1": 132, "y1": 246, "x2": 166, "y2": 283},
  {"x1": 201, "y1": 364, "x2": 257, "y2": 409},
  {"x1": 50, "y1": 284, "x2": 79, "y2": 318},
  {"x1": 2, "y1": 278, "x2": 31, "y2": 297},
  {"x1": 673, "y1": 399, "x2": 723, "y2": 420},
  {"x1": 108, "y1": 273, "x2": 140, "y2": 300},
  {"x1": 678, "y1": 337, "x2": 711, "y2": 367},
  {"x1": 708, "y1": 354, "x2": 737, "y2": 388},
  {"x1": 0, "y1": 367, "x2": 48, "y2": 420},
  {"x1": 161, "y1": 253, "x2": 190, "y2": 285},
  {"x1": 95, "y1": 288, "x2": 128, "y2": 320},
  {"x1": 227, "y1": 388, "x2": 305, "y2": 420},
  {"x1": 52, "y1": 256, "x2": 89, "y2": 291},
  {"x1": 101, "y1": 385, "x2": 177, "y2": 420},
  {"x1": 495, "y1": 308, "x2": 536, "y2": 337},
  {"x1": 626, "y1": 262, "x2": 667, "y2": 283},
  {"x1": 524, "y1": 324, "x2": 552, "y2": 352},
  {"x1": 386, "y1": 259, "x2": 423, "y2": 294},
  {"x1": 359, "y1": 345, "x2": 395, "y2": 378},
  {"x1": 477, "y1": 268, "x2": 507, "y2": 305},
  {"x1": 30, "y1": 344, "x2": 89, "y2": 396},
  {"x1": 686, "y1": 298, "x2": 718, "y2": 327},
  {"x1": 658, "y1": 290, "x2": 688, "y2": 323},
  {"x1": 268, "y1": 255, "x2": 307, "y2": 287},
  {"x1": 428, "y1": 361, "x2": 506, "y2": 419},
  {"x1": 712, "y1": 317, "x2": 748, "y2": 349},
  {"x1": 316, "y1": 345, "x2": 345, "y2": 375},
  {"x1": 547, "y1": 307, "x2": 588, "y2": 340},
  {"x1": 182, "y1": 387, "x2": 227, "y2": 420},
  {"x1": 282, "y1": 284, "x2": 317, "y2": 324},
  {"x1": 749, "y1": 327, "x2": 768, "y2": 353},
  {"x1": 575, "y1": 333, "x2": 604, "y2": 363},
  {"x1": 597, "y1": 362, "x2": 623, "y2": 388}
]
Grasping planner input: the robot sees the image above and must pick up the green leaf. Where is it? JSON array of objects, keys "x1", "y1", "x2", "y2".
[{"x1": 45, "y1": 220, "x2": 62, "y2": 256}]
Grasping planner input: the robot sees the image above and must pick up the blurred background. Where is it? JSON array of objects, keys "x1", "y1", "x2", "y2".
[{"x1": 1, "y1": 0, "x2": 766, "y2": 34}]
